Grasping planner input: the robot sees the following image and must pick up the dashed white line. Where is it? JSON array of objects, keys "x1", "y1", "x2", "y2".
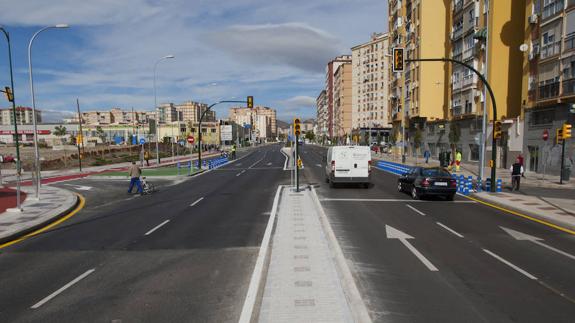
[
  {"x1": 436, "y1": 222, "x2": 464, "y2": 238},
  {"x1": 483, "y1": 249, "x2": 538, "y2": 280},
  {"x1": 31, "y1": 269, "x2": 96, "y2": 309},
  {"x1": 406, "y1": 204, "x2": 425, "y2": 216},
  {"x1": 319, "y1": 198, "x2": 475, "y2": 203},
  {"x1": 144, "y1": 220, "x2": 170, "y2": 236},
  {"x1": 190, "y1": 197, "x2": 204, "y2": 207},
  {"x1": 236, "y1": 170, "x2": 246, "y2": 177}
]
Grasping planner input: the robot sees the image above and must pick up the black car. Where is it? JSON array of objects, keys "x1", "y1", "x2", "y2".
[{"x1": 397, "y1": 167, "x2": 457, "y2": 200}]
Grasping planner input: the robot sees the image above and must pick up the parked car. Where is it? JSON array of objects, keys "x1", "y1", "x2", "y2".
[
  {"x1": 325, "y1": 145, "x2": 371, "y2": 188},
  {"x1": 1, "y1": 155, "x2": 15, "y2": 163},
  {"x1": 397, "y1": 167, "x2": 457, "y2": 200}
]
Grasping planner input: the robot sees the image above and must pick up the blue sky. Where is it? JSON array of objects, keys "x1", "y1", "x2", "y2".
[{"x1": 0, "y1": 0, "x2": 388, "y2": 122}]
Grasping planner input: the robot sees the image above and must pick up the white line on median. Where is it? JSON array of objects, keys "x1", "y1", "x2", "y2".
[
  {"x1": 190, "y1": 197, "x2": 204, "y2": 207},
  {"x1": 436, "y1": 222, "x2": 464, "y2": 238},
  {"x1": 406, "y1": 204, "x2": 425, "y2": 216},
  {"x1": 144, "y1": 220, "x2": 170, "y2": 236},
  {"x1": 483, "y1": 249, "x2": 537, "y2": 280},
  {"x1": 239, "y1": 185, "x2": 283, "y2": 323},
  {"x1": 31, "y1": 269, "x2": 96, "y2": 309}
]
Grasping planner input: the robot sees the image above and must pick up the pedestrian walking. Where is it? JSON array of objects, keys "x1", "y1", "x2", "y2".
[
  {"x1": 517, "y1": 154, "x2": 525, "y2": 177},
  {"x1": 231, "y1": 144, "x2": 237, "y2": 160},
  {"x1": 144, "y1": 150, "x2": 150, "y2": 166},
  {"x1": 455, "y1": 150, "x2": 462, "y2": 172},
  {"x1": 127, "y1": 161, "x2": 143, "y2": 195},
  {"x1": 510, "y1": 157, "x2": 524, "y2": 191},
  {"x1": 424, "y1": 150, "x2": 431, "y2": 164}
]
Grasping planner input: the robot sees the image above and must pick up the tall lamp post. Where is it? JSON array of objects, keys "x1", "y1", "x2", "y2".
[
  {"x1": 0, "y1": 26, "x2": 22, "y2": 210},
  {"x1": 153, "y1": 55, "x2": 175, "y2": 164},
  {"x1": 28, "y1": 24, "x2": 69, "y2": 200}
]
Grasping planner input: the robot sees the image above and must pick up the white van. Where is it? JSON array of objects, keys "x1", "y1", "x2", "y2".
[{"x1": 325, "y1": 146, "x2": 372, "y2": 188}]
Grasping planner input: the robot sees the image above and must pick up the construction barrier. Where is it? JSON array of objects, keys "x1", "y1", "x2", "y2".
[{"x1": 375, "y1": 160, "x2": 412, "y2": 175}]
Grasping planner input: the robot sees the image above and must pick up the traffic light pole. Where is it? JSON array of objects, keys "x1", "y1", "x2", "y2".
[
  {"x1": 406, "y1": 58, "x2": 498, "y2": 192},
  {"x1": 295, "y1": 134, "x2": 299, "y2": 192},
  {"x1": 560, "y1": 139, "x2": 566, "y2": 185}
]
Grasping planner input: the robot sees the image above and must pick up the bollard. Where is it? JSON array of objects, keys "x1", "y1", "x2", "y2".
[
  {"x1": 202, "y1": 160, "x2": 206, "y2": 169},
  {"x1": 496, "y1": 178, "x2": 502, "y2": 192},
  {"x1": 463, "y1": 178, "x2": 470, "y2": 195},
  {"x1": 467, "y1": 176, "x2": 473, "y2": 193},
  {"x1": 476, "y1": 177, "x2": 482, "y2": 192},
  {"x1": 485, "y1": 178, "x2": 491, "y2": 192},
  {"x1": 458, "y1": 175, "x2": 465, "y2": 193}
]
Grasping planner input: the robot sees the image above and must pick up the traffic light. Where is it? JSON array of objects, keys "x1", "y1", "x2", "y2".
[
  {"x1": 247, "y1": 96, "x2": 254, "y2": 109},
  {"x1": 294, "y1": 118, "x2": 301, "y2": 136},
  {"x1": 392, "y1": 48, "x2": 405, "y2": 72},
  {"x1": 4, "y1": 86, "x2": 13, "y2": 102},
  {"x1": 562, "y1": 123, "x2": 572, "y2": 139},
  {"x1": 556, "y1": 128, "x2": 563, "y2": 144},
  {"x1": 493, "y1": 121, "x2": 502, "y2": 139}
]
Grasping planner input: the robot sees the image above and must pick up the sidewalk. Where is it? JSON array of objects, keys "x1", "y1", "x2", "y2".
[
  {"x1": 0, "y1": 185, "x2": 79, "y2": 245},
  {"x1": 258, "y1": 186, "x2": 370, "y2": 322},
  {"x1": 373, "y1": 152, "x2": 575, "y2": 233}
]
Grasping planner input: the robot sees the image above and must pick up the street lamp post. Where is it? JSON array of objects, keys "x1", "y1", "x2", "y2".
[
  {"x1": 153, "y1": 55, "x2": 175, "y2": 164},
  {"x1": 0, "y1": 26, "x2": 22, "y2": 210},
  {"x1": 28, "y1": 24, "x2": 69, "y2": 200}
]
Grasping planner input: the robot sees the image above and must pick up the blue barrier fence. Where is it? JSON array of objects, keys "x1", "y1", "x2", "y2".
[
  {"x1": 176, "y1": 156, "x2": 229, "y2": 174},
  {"x1": 375, "y1": 160, "x2": 412, "y2": 175}
]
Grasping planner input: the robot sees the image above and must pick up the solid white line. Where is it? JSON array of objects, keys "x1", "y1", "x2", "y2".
[
  {"x1": 406, "y1": 204, "x2": 425, "y2": 216},
  {"x1": 144, "y1": 220, "x2": 170, "y2": 236},
  {"x1": 483, "y1": 249, "x2": 538, "y2": 280},
  {"x1": 31, "y1": 269, "x2": 96, "y2": 309},
  {"x1": 238, "y1": 185, "x2": 283, "y2": 323},
  {"x1": 190, "y1": 197, "x2": 204, "y2": 207},
  {"x1": 436, "y1": 222, "x2": 464, "y2": 238},
  {"x1": 533, "y1": 240, "x2": 575, "y2": 261},
  {"x1": 401, "y1": 239, "x2": 439, "y2": 271},
  {"x1": 280, "y1": 148, "x2": 290, "y2": 170}
]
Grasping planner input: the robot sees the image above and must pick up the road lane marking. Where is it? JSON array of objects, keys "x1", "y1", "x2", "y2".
[
  {"x1": 236, "y1": 170, "x2": 246, "y2": 177},
  {"x1": 436, "y1": 222, "x2": 464, "y2": 238},
  {"x1": 248, "y1": 157, "x2": 265, "y2": 169},
  {"x1": 386, "y1": 225, "x2": 438, "y2": 271},
  {"x1": 406, "y1": 204, "x2": 425, "y2": 216},
  {"x1": 482, "y1": 249, "x2": 537, "y2": 280},
  {"x1": 31, "y1": 269, "x2": 95, "y2": 309},
  {"x1": 236, "y1": 163, "x2": 243, "y2": 166},
  {"x1": 500, "y1": 227, "x2": 575, "y2": 261},
  {"x1": 266, "y1": 162, "x2": 272, "y2": 166},
  {"x1": 144, "y1": 220, "x2": 170, "y2": 236},
  {"x1": 190, "y1": 197, "x2": 204, "y2": 207},
  {"x1": 63, "y1": 184, "x2": 93, "y2": 191},
  {"x1": 315, "y1": 164, "x2": 322, "y2": 167},
  {"x1": 463, "y1": 195, "x2": 575, "y2": 235},
  {"x1": 320, "y1": 198, "x2": 474, "y2": 203},
  {"x1": 0, "y1": 194, "x2": 86, "y2": 250},
  {"x1": 239, "y1": 185, "x2": 283, "y2": 323},
  {"x1": 281, "y1": 149, "x2": 290, "y2": 170}
]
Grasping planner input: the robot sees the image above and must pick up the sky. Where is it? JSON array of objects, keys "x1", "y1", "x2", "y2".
[{"x1": 0, "y1": 0, "x2": 388, "y2": 123}]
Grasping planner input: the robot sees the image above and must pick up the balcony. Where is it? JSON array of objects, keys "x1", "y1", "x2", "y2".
[
  {"x1": 538, "y1": 82, "x2": 560, "y2": 99},
  {"x1": 542, "y1": 0, "x2": 564, "y2": 20},
  {"x1": 461, "y1": 74, "x2": 475, "y2": 88},
  {"x1": 453, "y1": 0, "x2": 463, "y2": 13},
  {"x1": 563, "y1": 78, "x2": 575, "y2": 95},
  {"x1": 452, "y1": 106, "x2": 463, "y2": 116},
  {"x1": 462, "y1": 47, "x2": 474, "y2": 61},
  {"x1": 540, "y1": 41, "x2": 561, "y2": 59},
  {"x1": 452, "y1": 26, "x2": 463, "y2": 40}
]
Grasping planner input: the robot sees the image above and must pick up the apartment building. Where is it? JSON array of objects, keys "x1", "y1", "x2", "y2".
[
  {"x1": 351, "y1": 32, "x2": 391, "y2": 130},
  {"x1": 0, "y1": 107, "x2": 42, "y2": 125},
  {"x1": 174, "y1": 101, "x2": 214, "y2": 124},
  {"x1": 325, "y1": 55, "x2": 352, "y2": 138},
  {"x1": 522, "y1": 0, "x2": 575, "y2": 175},
  {"x1": 316, "y1": 90, "x2": 328, "y2": 139},
  {"x1": 333, "y1": 62, "x2": 353, "y2": 139},
  {"x1": 228, "y1": 106, "x2": 277, "y2": 139}
]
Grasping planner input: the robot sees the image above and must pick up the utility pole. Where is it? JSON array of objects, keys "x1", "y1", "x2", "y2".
[{"x1": 76, "y1": 98, "x2": 83, "y2": 172}]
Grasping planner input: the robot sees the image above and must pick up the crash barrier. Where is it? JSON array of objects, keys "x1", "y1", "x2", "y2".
[
  {"x1": 177, "y1": 156, "x2": 229, "y2": 175},
  {"x1": 375, "y1": 160, "x2": 412, "y2": 175},
  {"x1": 207, "y1": 156, "x2": 229, "y2": 169}
]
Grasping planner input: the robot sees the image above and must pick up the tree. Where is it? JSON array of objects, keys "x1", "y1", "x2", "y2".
[
  {"x1": 304, "y1": 131, "x2": 315, "y2": 142},
  {"x1": 96, "y1": 126, "x2": 107, "y2": 158},
  {"x1": 448, "y1": 121, "x2": 461, "y2": 162},
  {"x1": 54, "y1": 125, "x2": 68, "y2": 167}
]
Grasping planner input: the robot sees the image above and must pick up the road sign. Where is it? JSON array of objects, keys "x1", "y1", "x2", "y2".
[
  {"x1": 187, "y1": 135, "x2": 195, "y2": 144},
  {"x1": 220, "y1": 125, "x2": 233, "y2": 141},
  {"x1": 139, "y1": 138, "x2": 146, "y2": 145},
  {"x1": 542, "y1": 129, "x2": 549, "y2": 141}
]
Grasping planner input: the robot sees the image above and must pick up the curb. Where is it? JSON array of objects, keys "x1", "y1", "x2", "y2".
[
  {"x1": 467, "y1": 193, "x2": 575, "y2": 235},
  {"x1": 0, "y1": 192, "x2": 81, "y2": 246}
]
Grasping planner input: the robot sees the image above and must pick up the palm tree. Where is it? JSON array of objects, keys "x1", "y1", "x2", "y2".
[
  {"x1": 54, "y1": 125, "x2": 68, "y2": 167},
  {"x1": 96, "y1": 126, "x2": 106, "y2": 159}
]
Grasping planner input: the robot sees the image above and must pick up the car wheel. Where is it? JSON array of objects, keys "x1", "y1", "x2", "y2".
[
  {"x1": 445, "y1": 194, "x2": 455, "y2": 201},
  {"x1": 397, "y1": 182, "x2": 403, "y2": 192},
  {"x1": 329, "y1": 180, "x2": 335, "y2": 188},
  {"x1": 411, "y1": 187, "x2": 419, "y2": 200},
  {"x1": 363, "y1": 183, "x2": 370, "y2": 189},
  {"x1": 325, "y1": 177, "x2": 330, "y2": 183}
]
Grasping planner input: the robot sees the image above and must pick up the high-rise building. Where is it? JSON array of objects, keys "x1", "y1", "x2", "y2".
[
  {"x1": 174, "y1": 101, "x2": 214, "y2": 123},
  {"x1": 316, "y1": 90, "x2": 328, "y2": 138},
  {"x1": 0, "y1": 107, "x2": 42, "y2": 125},
  {"x1": 333, "y1": 62, "x2": 353, "y2": 138},
  {"x1": 228, "y1": 106, "x2": 277, "y2": 139},
  {"x1": 326, "y1": 55, "x2": 352, "y2": 138},
  {"x1": 158, "y1": 103, "x2": 178, "y2": 123},
  {"x1": 351, "y1": 32, "x2": 391, "y2": 130}
]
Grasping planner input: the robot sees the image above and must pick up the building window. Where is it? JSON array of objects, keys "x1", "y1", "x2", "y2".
[
  {"x1": 469, "y1": 144, "x2": 480, "y2": 161},
  {"x1": 529, "y1": 109, "x2": 555, "y2": 127}
]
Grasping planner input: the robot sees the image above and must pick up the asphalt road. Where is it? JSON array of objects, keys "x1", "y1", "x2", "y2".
[
  {"x1": 299, "y1": 144, "x2": 575, "y2": 323},
  {"x1": 0, "y1": 144, "x2": 289, "y2": 323}
]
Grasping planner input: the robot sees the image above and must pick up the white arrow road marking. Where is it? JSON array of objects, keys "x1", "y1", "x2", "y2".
[
  {"x1": 145, "y1": 220, "x2": 170, "y2": 236},
  {"x1": 500, "y1": 227, "x2": 575, "y2": 261},
  {"x1": 63, "y1": 184, "x2": 93, "y2": 191},
  {"x1": 406, "y1": 204, "x2": 425, "y2": 216},
  {"x1": 190, "y1": 197, "x2": 204, "y2": 207},
  {"x1": 386, "y1": 225, "x2": 438, "y2": 271},
  {"x1": 31, "y1": 269, "x2": 96, "y2": 309},
  {"x1": 483, "y1": 249, "x2": 537, "y2": 280}
]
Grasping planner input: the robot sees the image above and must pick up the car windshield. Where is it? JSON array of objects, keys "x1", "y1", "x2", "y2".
[{"x1": 421, "y1": 168, "x2": 451, "y2": 177}]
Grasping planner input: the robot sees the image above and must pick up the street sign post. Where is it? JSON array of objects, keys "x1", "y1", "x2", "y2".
[
  {"x1": 542, "y1": 129, "x2": 549, "y2": 141},
  {"x1": 187, "y1": 135, "x2": 195, "y2": 144}
]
